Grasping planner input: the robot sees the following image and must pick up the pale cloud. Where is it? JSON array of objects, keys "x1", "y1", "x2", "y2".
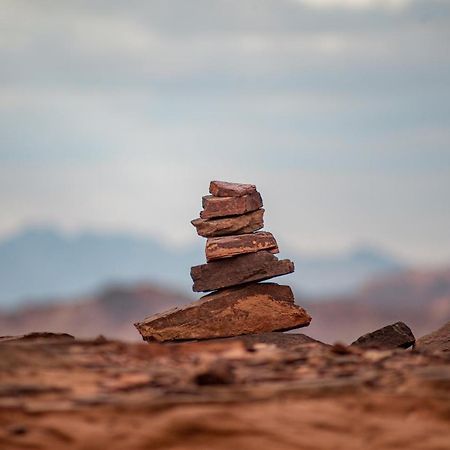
[
  {"x1": 297, "y1": 0, "x2": 411, "y2": 11},
  {"x1": 0, "y1": 0, "x2": 449, "y2": 264}
]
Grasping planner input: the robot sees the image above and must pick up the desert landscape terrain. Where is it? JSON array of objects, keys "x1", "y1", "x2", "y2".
[{"x1": 0, "y1": 324, "x2": 449, "y2": 450}]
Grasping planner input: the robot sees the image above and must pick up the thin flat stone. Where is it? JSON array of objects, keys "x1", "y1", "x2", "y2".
[
  {"x1": 134, "y1": 283, "x2": 311, "y2": 342},
  {"x1": 200, "y1": 191, "x2": 263, "y2": 219},
  {"x1": 209, "y1": 180, "x2": 257, "y2": 197},
  {"x1": 190, "y1": 250, "x2": 294, "y2": 292},
  {"x1": 191, "y1": 209, "x2": 265, "y2": 238},
  {"x1": 205, "y1": 231, "x2": 278, "y2": 261}
]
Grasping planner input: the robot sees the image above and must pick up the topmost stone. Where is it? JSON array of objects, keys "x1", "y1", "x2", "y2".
[{"x1": 209, "y1": 180, "x2": 257, "y2": 197}]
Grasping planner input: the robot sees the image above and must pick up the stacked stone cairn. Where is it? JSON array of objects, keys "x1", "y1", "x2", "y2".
[{"x1": 135, "y1": 181, "x2": 311, "y2": 342}]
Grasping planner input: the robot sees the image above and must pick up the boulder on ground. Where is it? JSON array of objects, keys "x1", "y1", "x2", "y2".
[{"x1": 351, "y1": 322, "x2": 415, "y2": 349}]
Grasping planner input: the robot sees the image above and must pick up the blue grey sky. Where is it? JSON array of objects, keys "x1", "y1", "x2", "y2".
[{"x1": 1, "y1": 0, "x2": 449, "y2": 264}]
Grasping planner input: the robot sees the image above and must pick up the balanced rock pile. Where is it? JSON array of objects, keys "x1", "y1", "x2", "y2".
[{"x1": 135, "y1": 181, "x2": 311, "y2": 342}]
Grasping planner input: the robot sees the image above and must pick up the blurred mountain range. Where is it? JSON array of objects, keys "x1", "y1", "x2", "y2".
[
  {"x1": 1, "y1": 268, "x2": 449, "y2": 344},
  {"x1": 0, "y1": 226, "x2": 406, "y2": 308}
]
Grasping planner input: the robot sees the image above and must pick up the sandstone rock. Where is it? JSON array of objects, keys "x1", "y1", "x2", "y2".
[
  {"x1": 212, "y1": 332, "x2": 327, "y2": 350},
  {"x1": 205, "y1": 231, "x2": 278, "y2": 261},
  {"x1": 190, "y1": 251, "x2": 294, "y2": 292},
  {"x1": 134, "y1": 283, "x2": 311, "y2": 342},
  {"x1": 191, "y1": 208, "x2": 264, "y2": 237},
  {"x1": 209, "y1": 180, "x2": 257, "y2": 197},
  {"x1": 200, "y1": 191, "x2": 263, "y2": 219},
  {"x1": 351, "y1": 322, "x2": 415, "y2": 349},
  {"x1": 416, "y1": 321, "x2": 450, "y2": 353}
]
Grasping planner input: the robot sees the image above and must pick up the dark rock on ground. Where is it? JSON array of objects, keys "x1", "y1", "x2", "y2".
[{"x1": 351, "y1": 321, "x2": 415, "y2": 349}]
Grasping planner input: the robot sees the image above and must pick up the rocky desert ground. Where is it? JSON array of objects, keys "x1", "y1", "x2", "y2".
[{"x1": 0, "y1": 323, "x2": 449, "y2": 450}]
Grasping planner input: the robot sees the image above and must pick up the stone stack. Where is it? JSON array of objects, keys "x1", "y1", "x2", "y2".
[{"x1": 135, "y1": 181, "x2": 311, "y2": 342}]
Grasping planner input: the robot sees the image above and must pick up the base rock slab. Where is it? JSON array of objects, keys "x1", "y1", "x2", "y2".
[{"x1": 134, "y1": 283, "x2": 311, "y2": 342}]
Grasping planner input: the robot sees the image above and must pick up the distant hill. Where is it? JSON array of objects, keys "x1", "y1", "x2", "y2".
[
  {"x1": 0, "y1": 226, "x2": 405, "y2": 307},
  {"x1": 0, "y1": 283, "x2": 189, "y2": 341},
  {"x1": 0, "y1": 268, "x2": 449, "y2": 343},
  {"x1": 303, "y1": 268, "x2": 450, "y2": 343}
]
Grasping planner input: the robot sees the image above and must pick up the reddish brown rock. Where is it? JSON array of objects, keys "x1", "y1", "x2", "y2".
[
  {"x1": 416, "y1": 321, "x2": 450, "y2": 353},
  {"x1": 209, "y1": 180, "x2": 257, "y2": 197},
  {"x1": 351, "y1": 322, "x2": 415, "y2": 349},
  {"x1": 134, "y1": 283, "x2": 311, "y2": 342},
  {"x1": 212, "y1": 332, "x2": 328, "y2": 350},
  {"x1": 191, "y1": 208, "x2": 265, "y2": 238},
  {"x1": 206, "y1": 231, "x2": 278, "y2": 261},
  {"x1": 190, "y1": 250, "x2": 294, "y2": 292},
  {"x1": 200, "y1": 191, "x2": 263, "y2": 219}
]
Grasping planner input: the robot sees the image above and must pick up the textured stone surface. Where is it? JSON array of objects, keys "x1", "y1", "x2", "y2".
[
  {"x1": 134, "y1": 283, "x2": 311, "y2": 342},
  {"x1": 200, "y1": 191, "x2": 263, "y2": 219},
  {"x1": 416, "y1": 321, "x2": 450, "y2": 353},
  {"x1": 213, "y1": 332, "x2": 328, "y2": 350},
  {"x1": 209, "y1": 180, "x2": 257, "y2": 197},
  {"x1": 190, "y1": 250, "x2": 295, "y2": 292},
  {"x1": 351, "y1": 322, "x2": 415, "y2": 349},
  {"x1": 191, "y1": 208, "x2": 264, "y2": 238},
  {"x1": 1, "y1": 333, "x2": 450, "y2": 450},
  {"x1": 205, "y1": 231, "x2": 278, "y2": 261}
]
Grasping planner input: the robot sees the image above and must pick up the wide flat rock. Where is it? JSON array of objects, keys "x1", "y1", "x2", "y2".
[
  {"x1": 190, "y1": 250, "x2": 294, "y2": 292},
  {"x1": 135, "y1": 283, "x2": 311, "y2": 342},
  {"x1": 200, "y1": 191, "x2": 263, "y2": 219},
  {"x1": 351, "y1": 322, "x2": 415, "y2": 349},
  {"x1": 191, "y1": 208, "x2": 264, "y2": 237},
  {"x1": 205, "y1": 231, "x2": 278, "y2": 261},
  {"x1": 209, "y1": 180, "x2": 257, "y2": 197}
]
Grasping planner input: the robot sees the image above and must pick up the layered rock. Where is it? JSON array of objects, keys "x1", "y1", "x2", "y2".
[
  {"x1": 205, "y1": 231, "x2": 278, "y2": 261},
  {"x1": 351, "y1": 322, "x2": 415, "y2": 349},
  {"x1": 191, "y1": 251, "x2": 294, "y2": 292},
  {"x1": 191, "y1": 208, "x2": 264, "y2": 238},
  {"x1": 200, "y1": 191, "x2": 263, "y2": 219},
  {"x1": 209, "y1": 180, "x2": 257, "y2": 197},
  {"x1": 136, "y1": 180, "x2": 309, "y2": 343},
  {"x1": 134, "y1": 283, "x2": 311, "y2": 342}
]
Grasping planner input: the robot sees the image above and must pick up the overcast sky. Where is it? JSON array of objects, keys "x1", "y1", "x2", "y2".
[{"x1": 0, "y1": 0, "x2": 449, "y2": 264}]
